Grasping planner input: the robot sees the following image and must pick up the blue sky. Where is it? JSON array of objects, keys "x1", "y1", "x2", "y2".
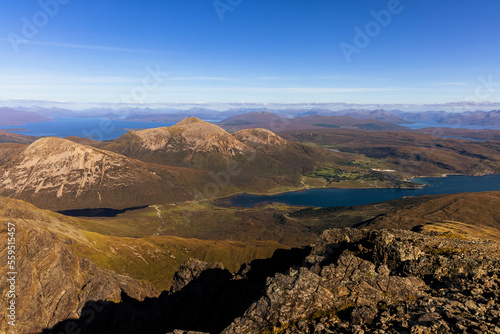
[{"x1": 1, "y1": 0, "x2": 500, "y2": 106}]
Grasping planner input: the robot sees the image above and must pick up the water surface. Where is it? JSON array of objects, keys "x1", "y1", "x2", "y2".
[
  {"x1": 0, "y1": 118, "x2": 176, "y2": 141},
  {"x1": 230, "y1": 175, "x2": 500, "y2": 208}
]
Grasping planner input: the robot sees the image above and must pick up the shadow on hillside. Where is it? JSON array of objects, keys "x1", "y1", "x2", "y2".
[{"x1": 41, "y1": 247, "x2": 311, "y2": 334}]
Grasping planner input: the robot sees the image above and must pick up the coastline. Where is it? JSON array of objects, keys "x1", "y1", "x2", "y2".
[{"x1": 217, "y1": 173, "x2": 500, "y2": 208}]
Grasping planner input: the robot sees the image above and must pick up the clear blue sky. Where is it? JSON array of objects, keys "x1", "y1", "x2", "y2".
[{"x1": 1, "y1": 0, "x2": 500, "y2": 106}]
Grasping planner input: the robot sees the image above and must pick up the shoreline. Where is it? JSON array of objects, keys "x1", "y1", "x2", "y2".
[{"x1": 215, "y1": 173, "x2": 500, "y2": 208}]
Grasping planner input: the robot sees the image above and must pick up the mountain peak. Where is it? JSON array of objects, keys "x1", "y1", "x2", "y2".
[
  {"x1": 173, "y1": 117, "x2": 229, "y2": 136},
  {"x1": 22, "y1": 137, "x2": 119, "y2": 162},
  {"x1": 131, "y1": 117, "x2": 245, "y2": 154},
  {"x1": 5, "y1": 137, "x2": 117, "y2": 202},
  {"x1": 175, "y1": 116, "x2": 206, "y2": 126},
  {"x1": 29, "y1": 136, "x2": 73, "y2": 146},
  {"x1": 23, "y1": 136, "x2": 86, "y2": 156},
  {"x1": 0, "y1": 135, "x2": 206, "y2": 210}
]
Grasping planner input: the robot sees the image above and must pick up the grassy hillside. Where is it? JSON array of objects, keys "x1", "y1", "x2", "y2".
[
  {"x1": 63, "y1": 201, "x2": 319, "y2": 246},
  {"x1": 71, "y1": 231, "x2": 284, "y2": 291},
  {"x1": 282, "y1": 129, "x2": 500, "y2": 177},
  {"x1": 0, "y1": 130, "x2": 37, "y2": 144},
  {"x1": 0, "y1": 143, "x2": 27, "y2": 165},
  {"x1": 358, "y1": 191, "x2": 500, "y2": 241},
  {"x1": 0, "y1": 196, "x2": 288, "y2": 292},
  {"x1": 413, "y1": 127, "x2": 500, "y2": 141}
]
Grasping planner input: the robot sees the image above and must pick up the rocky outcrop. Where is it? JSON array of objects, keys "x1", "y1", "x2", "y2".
[
  {"x1": 42, "y1": 248, "x2": 310, "y2": 334},
  {"x1": 170, "y1": 258, "x2": 226, "y2": 293},
  {"x1": 44, "y1": 228, "x2": 500, "y2": 334},
  {"x1": 224, "y1": 229, "x2": 500, "y2": 333}
]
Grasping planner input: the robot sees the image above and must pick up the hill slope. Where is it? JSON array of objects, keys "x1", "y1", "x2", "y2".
[
  {"x1": 414, "y1": 127, "x2": 500, "y2": 141},
  {"x1": 0, "y1": 137, "x2": 211, "y2": 211},
  {"x1": 0, "y1": 143, "x2": 27, "y2": 165},
  {"x1": 339, "y1": 109, "x2": 413, "y2": 124},
  {"x1": 103, "y1": 117, "x2": 251, "y2": 168},
  {"x1": 283, "y1": 128, "x2": 500, "y2": 177},
  {"x1": 360, "y1": 191, "x2": 500, "y2": 240},
  {"x1": 0, "y1": 130, "x2": 37, "y2": 144},
  {"x1": 0, "y1": 197, "x2": 157, "y2": 334},
  {"x1": 0, "y1": 196, "x2": 287, "y2": 334}
]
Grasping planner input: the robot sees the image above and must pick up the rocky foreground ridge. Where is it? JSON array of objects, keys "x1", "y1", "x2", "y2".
[
  {"x1": 0, "y1": 197, "x2": 157, "y2": 334},
  {"x1": 45, "y1": 228, "x2": 500, "y2": 334}
]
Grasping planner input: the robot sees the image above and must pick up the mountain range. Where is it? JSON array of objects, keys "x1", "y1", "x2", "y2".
[
  {"x1": 5, "y1": 105, "x2": 500, "y2": 128},
  {"x1": 1, "y1": 114, "x2": 500, "y2": 333},
  {"x1": 98, "y1": 117, "x2": 340, "y2": 192},
  {"x1": 0, "y1": 107, "x2": 52, "y2": 125},
  {"x1": 0, "y1": 118, "x2": 348, "y2": 210},
  {"x1": 1, "y1": 116, "x2": 500, "y2": 213},
  {"x1": 218, "y1": 112, "x2": 406, "y2": 131}
]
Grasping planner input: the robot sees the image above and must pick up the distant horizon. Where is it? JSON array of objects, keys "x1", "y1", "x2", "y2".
[{"x1": 2, "y1": 99, "x2": 500, "y2": 113}]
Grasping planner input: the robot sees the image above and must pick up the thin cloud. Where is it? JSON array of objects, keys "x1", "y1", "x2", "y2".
[
  {"x1": 433, "y1": 82, "x2": 468, "y2": 86},
  {"x1": 157, "y1": 86, "x2": 398, "y2": 94},
  {"x1": 256, "y1": 75, "x2": 388, "y2": 82},
  {"x1": 0, "y1": 38, "x2": 172, "y2": 55},
  {"x1": 168, "y1": 76, "x2": 236, "y2": 82}
]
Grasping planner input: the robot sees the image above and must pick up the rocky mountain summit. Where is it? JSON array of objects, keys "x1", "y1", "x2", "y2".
[
  {"x1": 134, "y1": 117, "x2": 249, "y2": 155},
  {"x1": 103, "y1": 117, "x2": 252, "y2": 168},
  {"x1": 45, "y1": 228, "x2": 500, "y2": 334},
  {"x1": 102, "y1": 118, "x2": 337, "y2": 190}
]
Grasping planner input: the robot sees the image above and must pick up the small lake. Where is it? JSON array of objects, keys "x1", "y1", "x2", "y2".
[
  {"x1": 230, "y1": 175, "x2": 500, "y2": 208},
  {"x1": 58, "y1": 206, "x2": 148, "y2": 217}
]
